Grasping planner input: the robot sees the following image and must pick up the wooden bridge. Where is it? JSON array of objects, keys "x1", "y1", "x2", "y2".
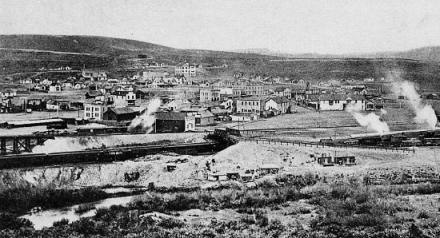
[{"x1": 0, "y1": 135, "x2": 55, "y2": 155}]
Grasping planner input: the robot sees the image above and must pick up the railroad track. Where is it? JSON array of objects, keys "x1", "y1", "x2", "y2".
[{"x1": 0, "y1": 142, "x2": 221, "y2": 169}]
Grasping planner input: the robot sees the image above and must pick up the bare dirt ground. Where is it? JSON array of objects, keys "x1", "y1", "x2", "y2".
[
  {"x1": 0, "y1": 110, "x2": 81, "y2": 123},
  {"x1": 32, "y1": 132, "x2": 208, "y2": 153},
  {"x1": 230, "y1": 107, "x2": 424, "y2": 131},
  {"x1": 3, "y1": 141, "x2": 437, "y2": 191},
  {"x1": 206, "y1": 142, "x2": 440, "y2": 178}
]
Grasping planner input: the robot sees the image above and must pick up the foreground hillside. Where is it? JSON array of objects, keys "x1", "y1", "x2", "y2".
[{"x1": 1, "y1": 141, "x2": 440, "y2": 237}]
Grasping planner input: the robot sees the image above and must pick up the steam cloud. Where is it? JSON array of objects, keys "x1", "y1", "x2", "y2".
[
  {"x1": 346, "y1": 104, "x2": 390, "y2": 134},
  {"x1": 392, "y1": 80, "x2": 438, "y2": 129},
  {"x1": 128, "y1": 98, "x2": 162, "y2": 133}
]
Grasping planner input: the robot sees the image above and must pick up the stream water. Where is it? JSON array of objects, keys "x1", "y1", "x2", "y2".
[{"x1": 20, "y1": 194, "x2": 140, "y2": 230}]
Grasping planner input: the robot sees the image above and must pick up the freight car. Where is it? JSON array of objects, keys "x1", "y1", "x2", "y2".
[
  {"x1": 76, "y1": 127, "x2": 129, "y2": 135},
  {"x1": 423, "y1": 138, "x2": 440, "y2": 146},
  {"x1": 46, "y1": 121, "x2": 68, "y2": 129},
  {"x1": 379, "y1": 135, "x2": 407, "y2": 147}
]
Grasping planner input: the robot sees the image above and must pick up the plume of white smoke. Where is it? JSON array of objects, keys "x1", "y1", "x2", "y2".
[
  {"x1": 391, "y1": 80, "x2": 438, "y2": 129},
  {"x1": 128, "y1": 98, "x2": 162, "y2": 133},
  {"x1": 346, "y1": 104, "x2": 390, "y2": 134}
]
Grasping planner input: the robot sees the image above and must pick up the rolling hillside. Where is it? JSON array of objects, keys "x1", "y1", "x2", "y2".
[
  {"x1": 1, "y1": 35, "x2": 440, "y2": 90},
  {"x1": 236, "y1": 46, "x2": 440, "y2": 62},
  {"x1": 0, "y1": 34, "x2": 275, "y2": 74},
  {"x1": 0, "y1": 35, "x2": 173, "y2": 55}
]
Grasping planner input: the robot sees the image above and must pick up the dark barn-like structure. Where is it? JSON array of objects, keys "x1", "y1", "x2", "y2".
[
  {"x1": 103, "y1": 107, "x2": 141, "y2": 122},
  {"x1": 155, "y1": 111, "x2": 188, "y2": 133}
]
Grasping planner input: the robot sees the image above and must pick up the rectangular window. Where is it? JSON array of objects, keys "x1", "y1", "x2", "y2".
[
  {"x1": 95, "y1": 113, "x2": 100, "y2": 117},
  {"x1": 86, "y1": 113, "x2": 90, "y2": 117}
]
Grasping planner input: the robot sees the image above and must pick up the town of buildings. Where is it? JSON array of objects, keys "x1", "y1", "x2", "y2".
[{"x1": 1, "y1": 63, "x2": 423, "y2": 132}]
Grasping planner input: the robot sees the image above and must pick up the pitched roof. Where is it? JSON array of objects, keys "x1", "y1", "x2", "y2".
[
  {"x1": 106, "y1": 107, "x2": 137, "y2": 115},
  {"x1": 345, "y1": 94, "x2": 366, "y2": 101},
  {"x1": 274, "y1": 87, "x2": 289, "y2": 92},
  {"x1": 308, "y1": 94, "x2": 366, "y2": 102},
  {"x1": 199, "y1": 110, "x2": 215, "y2": 118},
  {"x1": 271, "y1": 96, "x2": 290, "y2": 104},
  {"x1": 317, "y1": 94, "x2": 346, "y2": 101},
  {"x1": 156, "y1": 111, "x2": 188, "y2": 120},
  {"x1": 237, "y1": 96, "x2": 267, "y2": 101},
  {"x1": 86, "y1": 90, "x2": 103, "y2": 97}
]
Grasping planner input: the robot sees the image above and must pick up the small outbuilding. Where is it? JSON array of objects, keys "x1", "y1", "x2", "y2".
[
  {"x1": 334, "y1": 156, "x2": 356, "y2": 166},
  {"x1": 259, "y1": 164, "x2": 282, "y2": 176},
  {"x1": 226, "y1": 172, "x2": 240, "y2": 180},
  {"x1": 317, "y1": 156, "x2": 334, "y2": 166},
  {"x1": 166, "y1": 163, "x2": 177, "y2": 172},
  {"x1": 207, "y1": 173, "x2": 228, "y2": 181}
]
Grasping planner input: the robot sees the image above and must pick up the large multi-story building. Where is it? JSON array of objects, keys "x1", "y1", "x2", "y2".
[
  {"x1": 84, "y1": 101, "x2": 106, "y2": 120},
  {"x1": 236, "y1": 97, "x2": 264, "y2": 115},
  {"x1": 82, "y1": 70, "x2": 107, "y2": 81},
  {"x1": 233, "y1": 84, "x2": 267, "y2": 97},
  {"x1": 273, "y1": 87, "x2": 292, "y2": 99},
  {"x1": 199, "y1": 88, "x2": 222, "y2": 102},
  {"x1": 112, "y1": 90, "x2": 136, "y2": 106},
  {"x1": 244, "y1": 85, "x2": 266, "y2": 96},
  {"x1": 175, "y1": 63, "x2": 199, "y2": 77}
]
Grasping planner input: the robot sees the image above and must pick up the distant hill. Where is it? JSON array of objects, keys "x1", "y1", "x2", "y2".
[
  {"x1": 1, "y1": 34, "x2": 440, "y2": 91},
  {"x1": 236, "y1": 46, "x2": 440, "y2": 62},
  {"x1": 0, "y1": 35, "x2": 175, "y2": 55},
  {"x1": 0, "y1": 34, "x2": 276, "y2": 74},
  {"x1": 0, "y1": 34, "x2": 273, "y2": 60},
  {"x1": 386, "y1": 46, "x2": 440, "y2": 62}
]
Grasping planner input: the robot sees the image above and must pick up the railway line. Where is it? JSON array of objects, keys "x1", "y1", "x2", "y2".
[{"x1": 0, "y1": 142, "x2": 221, "y2": 169}]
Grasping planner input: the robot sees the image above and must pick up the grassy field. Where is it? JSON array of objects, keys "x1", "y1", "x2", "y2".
[
  {"x1": 223, "y1": 106, "x2": 430, "y2": 142},
  {"x1": 234, "y1": 110, "x2": 358, "y2": 130}
]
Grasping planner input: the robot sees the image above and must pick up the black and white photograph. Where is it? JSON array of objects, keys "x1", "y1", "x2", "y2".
[{"x1": 1, "y1": 0, "x2": 440, "y2": 237}]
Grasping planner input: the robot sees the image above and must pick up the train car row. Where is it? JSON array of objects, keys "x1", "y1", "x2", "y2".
[
  {"x1": 0, "y1": 142, "x2": 220, "y2": 169},
  {"x1": 324, "y1": 134, "x2": 440, "y2": 147}
]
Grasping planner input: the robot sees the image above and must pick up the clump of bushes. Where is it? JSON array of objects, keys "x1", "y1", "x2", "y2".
[
  {"x1": 417, "y1": 211, "x2": 430, "y2": 219},
  {"x1": 74, "y1": 203, "x2": 95, "y2": 214},
  {"x1": 0, "y1": 213, "x2": 32, "y2": 230},
  {"x1": 130, "y1": 186, "x2": 307, "y2": 213},
  {"x1": 0, "y1": 185, "x2": 108, "y2": 214},
  {"x1": 52, "y1": 218, "x2": 69, "y2": 227},
  {"x1": 157, "y1": 217, "x2": 184, "y2": 229}
]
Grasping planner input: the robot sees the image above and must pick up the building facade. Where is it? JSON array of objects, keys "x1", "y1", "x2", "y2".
[
  {"x1": 175, "y1": 63, "x2": 199, "y2": 77},
  {"x1": 236, "y1": 97, "x2": 264, "y2": 115},
  {"x1": 84, "y1": 102, "x2": 106, "y2": 120},
  {"x1": 308, "y1": 94, "x2": 366, "y2": 111}
]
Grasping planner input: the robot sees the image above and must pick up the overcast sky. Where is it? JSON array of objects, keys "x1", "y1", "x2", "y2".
[{"x1": 1, "y1": 0, "x2": 440, "y2": 54}]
